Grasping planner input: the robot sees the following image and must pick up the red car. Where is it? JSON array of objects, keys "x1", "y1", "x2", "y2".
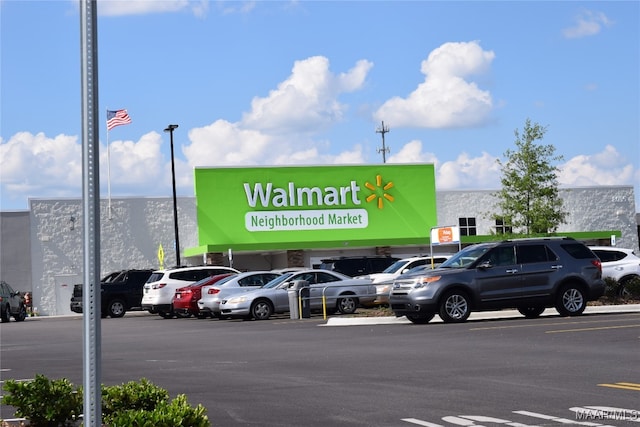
[{"x1": 172, "y1": 273, "x2": 236, "y2": 318}]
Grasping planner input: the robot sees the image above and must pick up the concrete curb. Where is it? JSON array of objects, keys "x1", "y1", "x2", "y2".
[{"x1": 324, "y1": 304, "x2": 640, "y2": 326}]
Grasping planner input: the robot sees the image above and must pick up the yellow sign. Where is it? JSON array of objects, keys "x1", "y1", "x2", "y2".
[{"x1": 157, "y1": 244, "x2": 165, "y2": 269}]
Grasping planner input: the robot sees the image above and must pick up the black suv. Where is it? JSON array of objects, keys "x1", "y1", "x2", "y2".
[
  {"x1": 319, "y1": 256, "x2": 399, "y2": 277},
  {"x1": 389, "y1": 237, "x2": 605, "y2": 324},
  {"x1": 0, "y1": 281, "x2": 27, "y2": 322}
]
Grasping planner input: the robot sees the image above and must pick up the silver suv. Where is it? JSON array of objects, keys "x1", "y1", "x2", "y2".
[{"x1": 389, "y1": 237, "x2": 605, "y2": 324}]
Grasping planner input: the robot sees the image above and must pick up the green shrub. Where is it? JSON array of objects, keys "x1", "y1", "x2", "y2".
[
  {"x1": 104, "y1": 394, "x2": 209, "y2": 427},
  {"x1": 622, "y1": 276, "x2": 640, "y2": 298},
  {"x1": 101, "y1": 378, "x2": 169, "y2": 420},
  {"x1": 0, "y1": 374, "x2": 82, "y2": 426},
  {"x1": 603, "y1": 277, "x2": 619, "y2": 298},
  {"x1": 1, "y1": 376, "x2": 210, "y2": 427}
]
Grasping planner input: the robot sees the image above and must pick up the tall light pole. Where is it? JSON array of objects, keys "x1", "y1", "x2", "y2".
[{"x1": 164, "y1": 124, "x2": 181, "y2": 267}]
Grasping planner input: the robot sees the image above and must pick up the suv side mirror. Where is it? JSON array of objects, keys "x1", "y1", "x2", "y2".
[{"x1": 477, "y1": 260, "x2": 492, "y2": 270}]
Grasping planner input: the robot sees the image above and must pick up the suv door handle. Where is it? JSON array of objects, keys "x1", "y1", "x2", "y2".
[
  {"x1": 551, "y1": 265, "x2": 563, "y2": 270},
  {"x1": 506, "y1": 269, "x2": 518, "y2": 274}
]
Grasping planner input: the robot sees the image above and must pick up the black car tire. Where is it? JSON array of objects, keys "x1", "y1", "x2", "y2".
[
  {"x1": 158, "y1": 310, "x2": 174, "y2": 319},
  {"x1": 517, "y1": 306, "x2": 545, "y2": 319},
  {"x1": 438, "y1": 290, "x2": 471, "y2": 323},
  {"x1": 337, "y1": 295, "x2": 358, "y2": 314},
  {"x1": 14, "y1": 305, "x2": 27, "y2": 322},
  {"x1": 106, "y1": 299, "x2": 126, "y2": 318},
  {"x1": 1, "y1": 304, "x2": 11, "y2": 323},
  {"x1": 251, "y1": 299, "x2": 273, "y2": 320},
  {"x1": 406, "y1": 313, "x2": 435, "y2": 324},
  {"x1": 555, "y1": 284, "x2": 586, "y2": 317}
]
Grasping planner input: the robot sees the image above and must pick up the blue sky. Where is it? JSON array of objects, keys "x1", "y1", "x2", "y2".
[{"x1": 1, "y1": 1, "x2": 639, "y2": 212}]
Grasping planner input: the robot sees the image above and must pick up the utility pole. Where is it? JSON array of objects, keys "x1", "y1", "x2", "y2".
[{"x1": 376, "y1": 121, "x2": 390, "y2": 163}]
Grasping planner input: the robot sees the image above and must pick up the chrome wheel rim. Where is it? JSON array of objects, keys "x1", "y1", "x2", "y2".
[
  {"x1": 339, "y1": 298, "x2": 356, "y2": 313},
  {"x1": 562, "y1": 288, "x2": 584, "y2": 312},
  {"x1": 445, "y1": 295, "x2": 468, "y2": 319},
  {"x1": 253, "y1": 302, "x2": 270, "y2": 319}
]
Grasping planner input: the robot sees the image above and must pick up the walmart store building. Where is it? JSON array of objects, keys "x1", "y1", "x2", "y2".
[{"x1": 2, "y1": 163, "x2": 638, "y2": 315}]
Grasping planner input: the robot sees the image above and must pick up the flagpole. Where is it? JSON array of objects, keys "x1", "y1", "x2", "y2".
[{"x1": 106, "y1": 109, "x2": 112, "y2": 219}]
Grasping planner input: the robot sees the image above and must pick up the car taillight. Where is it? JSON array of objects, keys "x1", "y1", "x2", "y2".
[
  {"x1": 152, "y1": 283, "x2": 167, "y2": 290},
  {"x1": 207, "y1": 288, "x2": 220, "y2": 295},
  {"x1": 591, "y1": 259, "x2": 602, "y2": 272}
]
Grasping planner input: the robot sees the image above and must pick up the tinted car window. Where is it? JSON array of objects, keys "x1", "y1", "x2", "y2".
[
  {"x1": 517, "y1": 244, "x2": 557, "y2": 264},
  {"x1": 561, "y1": 243, "x2": 597, "y2": 259},
  {"x1": 592, "y1": 249, "x2": 623, "y2": 262},
  {"x1": 315, "y1": 272, "x2": 342, "y2": 283},
  {"x1": 146, "y1": 272, "x2": 164, "y2": 283},
  {"x1": 484, "y1": 246, "x2": 516, "y2": 266}
]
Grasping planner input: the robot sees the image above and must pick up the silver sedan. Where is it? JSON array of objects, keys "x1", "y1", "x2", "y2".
[
  {"x1": 197, "y1": 271, "x2": 282, "y2": 318},
  {"x1": 219, "y1": 270, "x2": 376, "y2": 320}
]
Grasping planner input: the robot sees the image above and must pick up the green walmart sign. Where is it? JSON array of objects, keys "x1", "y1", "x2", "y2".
[{"x1": 185, "y1": 164, "x2": 437, "y2": 254}]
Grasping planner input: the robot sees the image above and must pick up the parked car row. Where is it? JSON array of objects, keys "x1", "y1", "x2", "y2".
[{"x1": 58, "y1": 240, "x2": 637, "y2": 324}]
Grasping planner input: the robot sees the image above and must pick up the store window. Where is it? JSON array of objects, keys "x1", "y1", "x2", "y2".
[
  {"x1": 495, "y1": 217, "x2": 512, "y2": 235},
  {"x1": 458, "y1": 217, "x2": 476, "y2": 236}
]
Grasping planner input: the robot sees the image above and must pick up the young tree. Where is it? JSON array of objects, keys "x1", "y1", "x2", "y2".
[{"x1": 495, "y1": 118, "x2": 567, "y2": 235}]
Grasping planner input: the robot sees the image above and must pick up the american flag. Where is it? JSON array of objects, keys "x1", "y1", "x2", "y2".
[{"x1": 106, "y1": 109, "x2": 132, "y2": 131}]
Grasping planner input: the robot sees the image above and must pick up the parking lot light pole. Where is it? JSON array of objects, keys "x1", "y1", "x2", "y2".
[{"x1": 164, "y1": 124, "x2": 181, "y2": 267}]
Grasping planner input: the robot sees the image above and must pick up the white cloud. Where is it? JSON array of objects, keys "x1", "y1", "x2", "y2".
[
  {"x1": 96, "y1": 0, "x2": 210, "y2": 17},
  {"x1": 558, "y1": 145, "x2": 634, "y2": 186},
  {"x1": 373, "y1": 41, "x2": 495, "y2": 128},
  {"x1": 241, "y1": 56, "x2": 373, "y2": 134},
  {"x1": 387, "y1": 140, "x2": 438, "y2": 164},
  {"x1": 105, "y1": 132, "x2": 165, "y2": 190},
  {"x1": 436, "y1": 152, "x2": 501, "y2": 190},
  {"x1": 563, "y1": 10, "x2": 613, "y2": 39},
  {"x1": 178, "y1": 56, "x2": 373, "y2": 188},
  {"x1": 0, "y1": 132, "x2": 82, "y2": 197}
]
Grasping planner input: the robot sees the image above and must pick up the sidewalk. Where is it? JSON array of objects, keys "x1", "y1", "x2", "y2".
[{"x1": 324, "y1": 304, "x2": 640, "y2": 326}]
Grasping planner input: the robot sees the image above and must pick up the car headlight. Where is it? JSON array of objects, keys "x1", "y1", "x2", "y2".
[
  {"x1": 414, "y1": 276, "x2": 441, "y2": 288},
  {"x1": 226, "y1": 295, "x2": 248, "y2": 304},
  {"x1": 376, "y1": 284, "x2": 391, "y2": 294}
]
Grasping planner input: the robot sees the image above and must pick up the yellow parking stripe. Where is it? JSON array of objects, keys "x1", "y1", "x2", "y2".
[{"x1": 598, "y1": 382, "x2": 640, "y2": 391}]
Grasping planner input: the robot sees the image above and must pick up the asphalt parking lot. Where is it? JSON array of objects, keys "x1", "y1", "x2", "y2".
[{"x1": 1, "y1": 305, "x2": 639, "y2": 426}]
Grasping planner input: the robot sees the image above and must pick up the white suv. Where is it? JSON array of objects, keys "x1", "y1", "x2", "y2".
[
  {"x1": 356, "y1": 256, "x2": 451, "y2": 305},
  {"x1": 589, "y1": 246, "x2": 640, "y2": 295},
  {"x1": 141, "y1": 266, "x2": 239, "y2": 318}
]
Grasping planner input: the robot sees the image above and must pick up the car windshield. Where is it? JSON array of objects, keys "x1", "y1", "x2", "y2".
[
  {"x1": 438, "y1": 245, "x2": 493, "y2": 268},
  {"x1": 262, "y1": 272, "x2": 295, "y2": 289},
  {"x1": 381, "y1": 260, "x2": 409, "y2": 274}
]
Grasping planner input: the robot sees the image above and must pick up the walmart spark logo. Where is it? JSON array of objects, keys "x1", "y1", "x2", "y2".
[{"x1": 365, "y1": 174, "x2": 394, "y2": 209}]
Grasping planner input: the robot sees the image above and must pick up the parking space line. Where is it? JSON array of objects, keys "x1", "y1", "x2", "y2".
[
  {"x1": 470, "y1": 317, "x2": 640, "y2": 331},
  {"x1": 513, "y1": 410, "x2": 614, "y2": 426},
  {"x1": 402, "y1": 418, "x2": 444, "y2": 427},
  {"x1": 545, "y1": 324, "x2": 640, "y2": 333}
]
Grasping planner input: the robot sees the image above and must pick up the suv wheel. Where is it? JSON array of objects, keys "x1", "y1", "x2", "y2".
[
  {"x1": 14, "y1": 305, "x2": 27, "y2": 322},
  {"x1": 106, "y1": 299, "x2": 126, "y2": 318},
  {"x1": 337, "y1": 295, "x2": 358, "y2": 314},
  {"x1": 1, "y1": 304, "x2": 11, "y2": 322},
  {"x1": 555, "y1": 284, "x2": 586, "y2": 316},
  {"x1": 406, "y1": 313, "x2": 435, "y2": 324},
  {"x1": 517, "y1": 306, "x2": 545, "y2": 319},
  {"x1": 438, "y1": 290, "x2": 471, "y2": 323}
]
